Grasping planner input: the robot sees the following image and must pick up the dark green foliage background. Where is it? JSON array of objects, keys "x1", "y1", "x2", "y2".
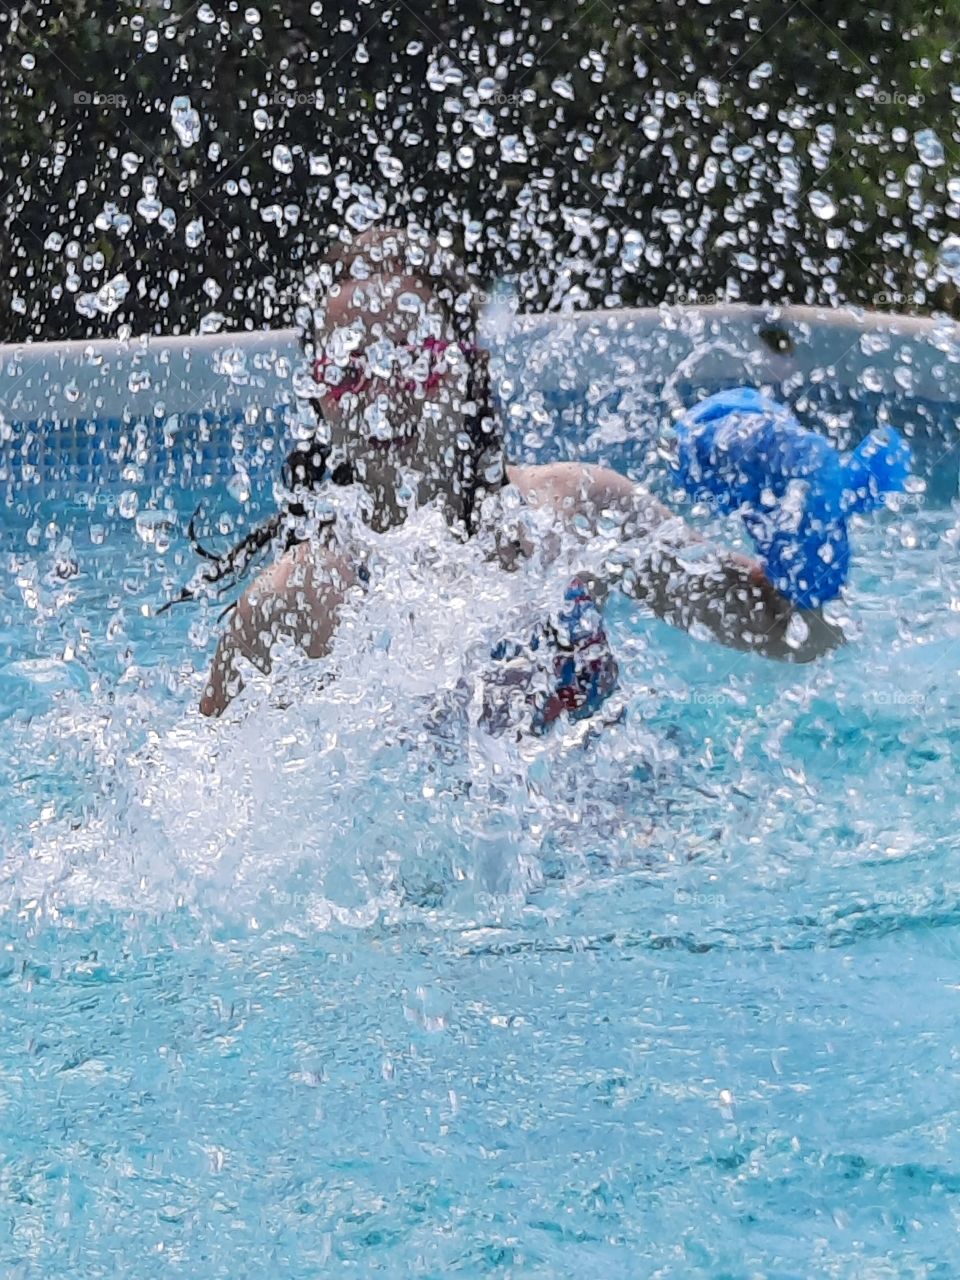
[{"x1": 1, "y1": 0, "x2": 957, "y2": 339}]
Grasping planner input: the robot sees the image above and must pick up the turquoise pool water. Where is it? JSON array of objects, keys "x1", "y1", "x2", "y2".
[{"x1": 2, "y1": 451, "x2": 960, "y2": 1276}]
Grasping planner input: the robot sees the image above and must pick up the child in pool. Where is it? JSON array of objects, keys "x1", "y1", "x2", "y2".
[{"x1": 188, "y1": 228, "x2": 845, "y2": 725}]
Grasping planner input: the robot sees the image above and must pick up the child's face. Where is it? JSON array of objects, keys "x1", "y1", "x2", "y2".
[{"x1": 312, "y1": 273, "x2": 472, "y2": 472}]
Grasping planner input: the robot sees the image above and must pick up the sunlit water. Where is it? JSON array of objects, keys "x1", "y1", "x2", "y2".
[
  {"x1": 4, "y1": 0, "x2": 960, "y2": 1261},
  {"x1": 2, "y1": 427, "x2": 959, "y2": 1276}
]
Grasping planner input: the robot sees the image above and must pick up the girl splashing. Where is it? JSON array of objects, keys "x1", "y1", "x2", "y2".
[{"x1": 183, "y1": 228, "x2": 847, "y2": 725}]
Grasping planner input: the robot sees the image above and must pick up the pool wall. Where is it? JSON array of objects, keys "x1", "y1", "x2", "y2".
[{"x1": 1, "y1": 305, "x2": 958, "y2": 498}]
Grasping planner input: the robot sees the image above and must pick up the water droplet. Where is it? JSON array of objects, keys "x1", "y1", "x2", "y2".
[
  {"x1": 747, "y1": 61, "x2": 773, "y2": 89},
  {"x1": 44, "y1": 232, "x2": 63, "y2": 252},
  {"x1": 253, "y1": 109, "x2": 271, "y2": 132},
  {"x1": 551, "y1": 76, "x2": 575, "y2": 101},
  {"x1": 227, "y1": 471, "x2": 251, "y2": 503},
  {"x1": 198, "y1": 3, "x2": 215, "y2": 21},
  {"x1": 378, "y1": 154, "x2": 403, "y2": 181},
  {"x1": 118, "y1": 491, "x2": 139, "y2": 520},
  {"x1": 144, "y1": 29, "x2": 159, "y2": 52},
  {"x1": 938, "y1": 235, "x2": 960, "y2": 284},
  {"x1": 94, "y1": 273, "x2": 129, "y2": 316},
  {"x1": 914, "y1": 128, "x2": 944, "y2": 168},
  {"x1": 566, "y1": 208, "x2": 596, "y2": 237},
  {"x1": 185, "y1": 218, "x2": 205, "y2": 248},
  {"x1": 500, "y1": 135, "x2": 527, "y2": 164},
  {"x1": 472, "y1": 109, "x2": 497, "y2": 141},
  {"x1": 20, "y1": 53, "x2": 35, "y2": 70},
  {"x1": 170, "y1": 95, "x2": 201, "y2": 148},
  {"x1": 244, "y1": 6, "x2": 260, "y2": 22},
  {"x1": 136, "y1": 195, "x2": 162, "y2": 223},
  {"x1": 272, "y1": 144, "x2": 294, "y2": 174},
  {"x1": 345, "y1": 195, "x2": 383, "y2": 232},
  {"x1": 815, "y1": 123, "x2": 836, "y2": 150},
  {"x1": 808, "y1": 190, "x2": 837, "y2": 220},
  {"x1": 135, "y1": 510, "x2": 171, "y2": 548},
  {"x1": 121, "y1": 151, "x2": 142, "y2": 176},
  {"x1": 213, "y1": 347, "x2": 248, "y2": 380}
]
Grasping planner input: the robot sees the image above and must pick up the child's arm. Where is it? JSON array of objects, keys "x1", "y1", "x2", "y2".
[
  {"x1": 199, "y1": 543, "x2": 356, "y2": 716},
  {"x1": 514, "y1": 461, "x2": 843, "y2": 662}
]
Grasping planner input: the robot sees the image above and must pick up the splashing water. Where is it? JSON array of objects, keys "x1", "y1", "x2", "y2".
[
  {"x1": 5, "y1": 487, "x2": 664, "y2": 922},
  {"x1": 3, "y1": 390, "x2": 960, "y2": 1272},
  {"x1": 169, "y1": 95, "x2": 202, "y2": 148},
  {"x1": 3, "y1": 313, "x2": 960, "y2": 1277},
  {"x1": 3, "y1": 0, "x2": 960, "y2": 1270}
]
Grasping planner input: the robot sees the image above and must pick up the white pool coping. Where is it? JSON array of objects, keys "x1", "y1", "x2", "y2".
[{"x1": 0, "y1": 304, "x2": 957, "y2": 430}]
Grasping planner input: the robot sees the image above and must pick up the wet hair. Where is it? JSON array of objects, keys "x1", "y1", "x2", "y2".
[
  {"x1": 159, "y1": 228, "x2": 505, "y2": 615},
  {"x1": 154, "y1": 438, "x2": 335, "y2": 616}
]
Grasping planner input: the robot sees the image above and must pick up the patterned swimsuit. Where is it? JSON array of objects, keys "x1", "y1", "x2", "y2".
[{"x1": 484, "y1": 578, "x2": 620, "y2": 736}]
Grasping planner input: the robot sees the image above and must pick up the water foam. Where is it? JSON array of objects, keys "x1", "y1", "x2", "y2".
[{"x1": 5, "y1": 499, "x2": 673, "y2": 930}]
